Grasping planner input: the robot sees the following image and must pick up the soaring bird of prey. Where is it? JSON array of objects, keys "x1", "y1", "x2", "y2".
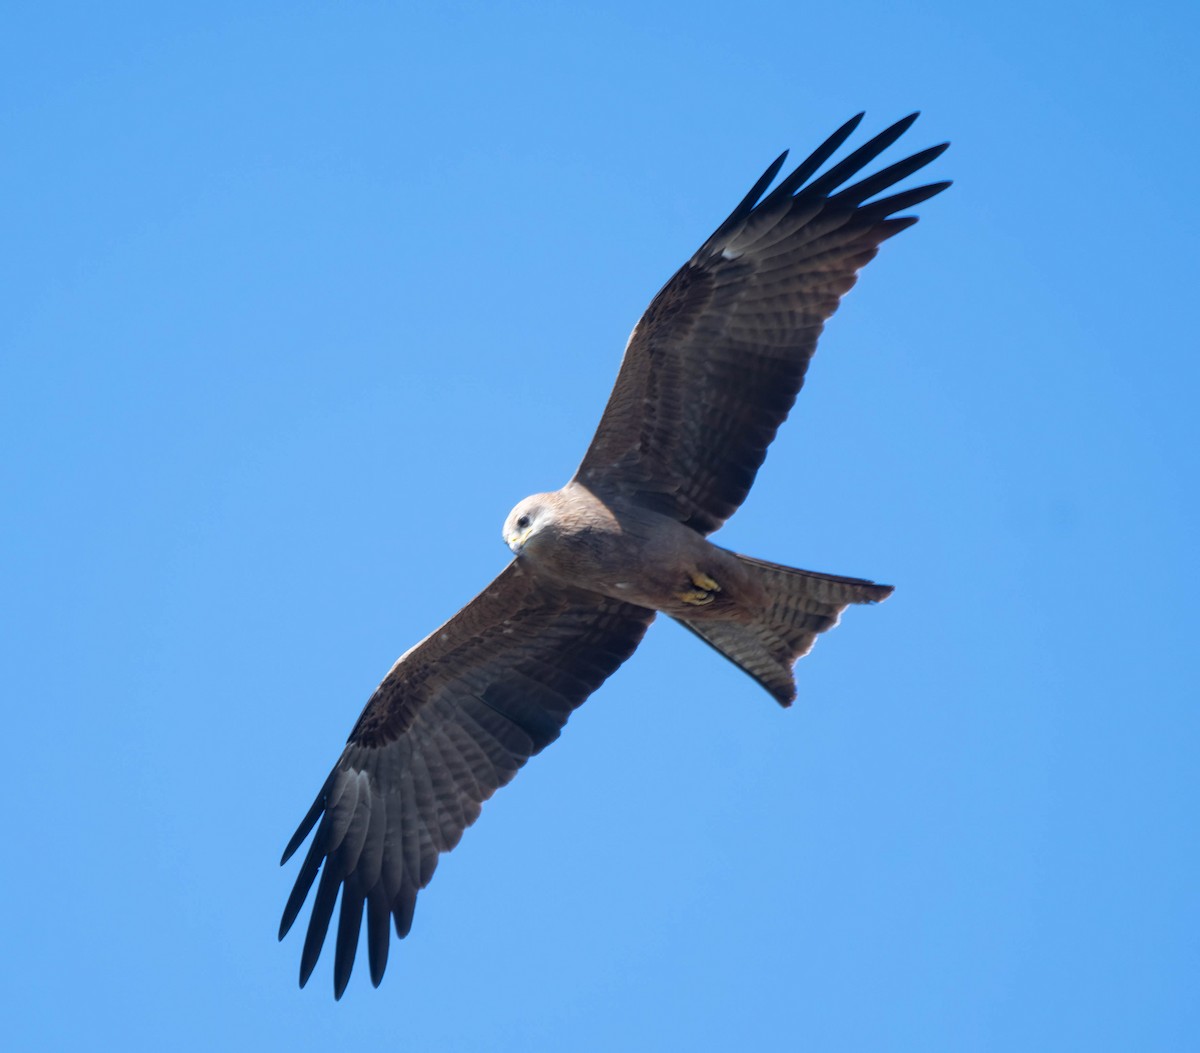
[{"x1": 280, "y1": 113, "x2": 949, "y2": 997}]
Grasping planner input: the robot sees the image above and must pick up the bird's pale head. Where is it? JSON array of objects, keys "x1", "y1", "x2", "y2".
[{"x1": 503, "y1": 493, "x2": 557, "y2": 556}]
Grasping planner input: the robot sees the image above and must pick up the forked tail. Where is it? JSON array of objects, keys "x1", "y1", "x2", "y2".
[{"x1": 673, "y1": 554, "x2": 892, "y2": 706}]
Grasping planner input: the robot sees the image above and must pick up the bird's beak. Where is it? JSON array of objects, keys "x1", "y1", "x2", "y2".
[{"x1": 505, "y1": 528, "x2": 531, "y2": 554}]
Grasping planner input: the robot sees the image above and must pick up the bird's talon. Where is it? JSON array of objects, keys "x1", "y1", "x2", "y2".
[{"x1": 678, "y1": 571, "x2": 721, "y2": 606}]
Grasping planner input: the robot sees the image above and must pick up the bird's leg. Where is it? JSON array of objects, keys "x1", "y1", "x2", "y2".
[{"x1": 677, "y1": 570, "x2": 722, "y2": 606}]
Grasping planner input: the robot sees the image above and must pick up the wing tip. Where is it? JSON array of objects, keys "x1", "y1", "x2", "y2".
[
  {"x1": 333, "y1": 972, "x2": 351, "y2": 1001},
  {"x1": 280, "y1": 828, "x2": 304, "y2": 866},
  {"x1": 877, "y1": 216, "x2": 920, "y2": 238},
  {"x1": 281, "y1": 772, "x2": 334, "y2": 864},
  {"x1": 835, "y1": 110, "x2": 867, "y2": 141}
]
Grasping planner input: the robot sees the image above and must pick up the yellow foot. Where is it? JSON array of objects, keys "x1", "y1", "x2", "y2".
[{"x1": 677, "y1": 571, "x2": 722, "y2": 606}]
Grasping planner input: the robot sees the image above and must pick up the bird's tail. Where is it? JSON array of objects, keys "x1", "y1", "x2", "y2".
[{"x1": 672, "y1": 555, "x2": 892, "y2": 706}]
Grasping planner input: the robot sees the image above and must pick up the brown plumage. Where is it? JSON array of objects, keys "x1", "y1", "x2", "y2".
[{"x1": 280, "y1": 113, "x2": 949, "y2": 997}]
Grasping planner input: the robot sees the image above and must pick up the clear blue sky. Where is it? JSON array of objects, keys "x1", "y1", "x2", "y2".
[{"x1": 4, "y1": 2, "x2": 1197, "y2": 1049}]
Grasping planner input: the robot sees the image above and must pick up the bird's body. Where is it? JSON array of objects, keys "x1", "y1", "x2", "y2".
[
  {"x1": 280, "y1": 113, "x2": 949, "y2": 997},
  {"x1": 503, "y1": 483, "x2": 888, "y2": 693},
  {"x1": 504, "y1": 483, "x2": 748, "y2": 615}
]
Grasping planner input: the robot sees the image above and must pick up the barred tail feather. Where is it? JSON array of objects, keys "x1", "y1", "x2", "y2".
[{"x1": 674, "y1": 555, "x2": 892, "y2": 706}]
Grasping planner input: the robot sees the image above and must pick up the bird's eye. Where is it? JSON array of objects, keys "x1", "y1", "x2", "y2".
[{"x1": 516, "y1": 514, "x2": 531, "y2": 530}]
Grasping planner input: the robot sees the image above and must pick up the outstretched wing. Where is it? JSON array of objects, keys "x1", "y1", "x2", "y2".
[
  {"x1": 279, "y1": 561, "x2": 655, "y2": 998},
  {"x1": 574, "y1": 113, "x2": 950, "y2": 535}
]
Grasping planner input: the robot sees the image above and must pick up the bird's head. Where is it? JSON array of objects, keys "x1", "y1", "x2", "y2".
[{"x1": 503, "y1": 493, "x2": 556, "y2": 556}]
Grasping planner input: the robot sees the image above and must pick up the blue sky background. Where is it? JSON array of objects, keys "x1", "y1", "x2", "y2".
[{"x1": 4, "y1": 2, "x2": 1197, "y2": 1049}]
